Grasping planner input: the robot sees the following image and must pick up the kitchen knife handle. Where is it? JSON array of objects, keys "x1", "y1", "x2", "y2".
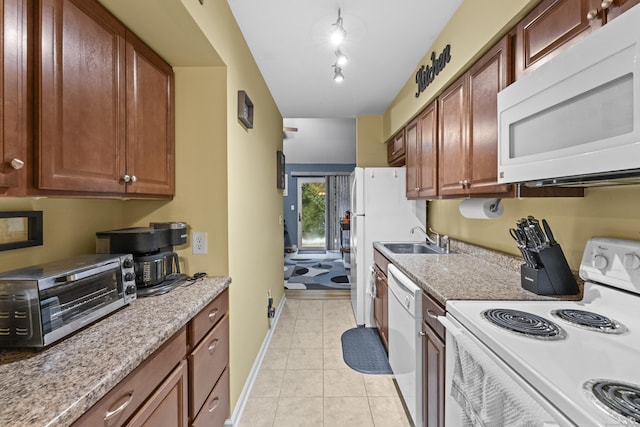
[{"x1": 542, "y1": 219, "x2": 557, "y2": 245}]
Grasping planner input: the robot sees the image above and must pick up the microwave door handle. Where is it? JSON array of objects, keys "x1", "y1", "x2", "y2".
[{"x1": 66, "y1": 261, "x2": 119, "y2": 282}]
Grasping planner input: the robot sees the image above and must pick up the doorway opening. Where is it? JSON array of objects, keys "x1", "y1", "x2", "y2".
[{"x1": 297, "y1": 177, "x2": 326, "y2": 251}]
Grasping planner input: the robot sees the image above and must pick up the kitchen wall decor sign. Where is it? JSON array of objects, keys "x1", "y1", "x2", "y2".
[
  {"x1": 237, "y1": 90, "x2": 254, "y2": 129},
  {"x1": 0, "y1": 211, "x2": 43, "y2": 251},
  {"x1": 415, "y1": 44, "x2": 451, "y2": 97}
]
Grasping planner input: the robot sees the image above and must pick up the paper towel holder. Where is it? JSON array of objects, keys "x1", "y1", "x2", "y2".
[{"x1": 488, "y1": 198, "x2": 502, "y2": 213}]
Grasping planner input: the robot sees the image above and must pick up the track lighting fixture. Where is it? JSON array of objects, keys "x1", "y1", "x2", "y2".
[
  {"x1": 335, "y1": 48, "x2": 348, "y2": 66},
  {"x1": 333, "y1": 65, "x2": 344, "y2": 83},
  {"x1": 331, "y1": 8, "x2": 346, "y2": 45}
]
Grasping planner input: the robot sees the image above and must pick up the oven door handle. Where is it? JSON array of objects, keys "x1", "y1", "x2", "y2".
[{"x1": 436, "y1": 315, "x2": 464, "y2": 338}]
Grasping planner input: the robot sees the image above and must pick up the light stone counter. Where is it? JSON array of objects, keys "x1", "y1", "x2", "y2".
[
  {"x1": 374, "y1": 240, "x2": 582, "y2": 306},
  {"x1": 0, "y1": 276, "x2": 230, "y2": 427}
]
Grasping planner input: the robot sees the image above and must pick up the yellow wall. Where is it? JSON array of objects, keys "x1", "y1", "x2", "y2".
[
  {"x1": 355, "y1": 115, "x2": 386, "y2": 167},
  {"x1": 383, "y1": 0, "x2": 540, "y2": 141},
  {"x1": 383, "y1": 0, "x2": 640, "y2": 273},
  {"x1": 1, "y1": 0, "x2": 284, "y2": 418}
]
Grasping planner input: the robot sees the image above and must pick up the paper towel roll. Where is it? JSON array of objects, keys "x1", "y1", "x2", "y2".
[{"x1": 459, "y1": 198, "x2": 504, "y2": 219}]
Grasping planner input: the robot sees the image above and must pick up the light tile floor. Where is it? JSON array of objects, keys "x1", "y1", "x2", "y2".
[{"x1": 238, "y1": 298, "x2": 412, "y2": 427}]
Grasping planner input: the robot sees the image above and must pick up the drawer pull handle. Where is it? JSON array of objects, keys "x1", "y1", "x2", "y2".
[
  {"x1": 208, "y1": 338, "x2": 219, "y2": 354},
  {"x1": 425, "y1": 309, "x2": 438, "y2": 320},
  {"x1": 208, "y1": 397, "x2": 220, "y2": 413},
  {"x1": 104, "y1": 391, "x2": 134, "y2": 421},
  {"x1": 208, "y1": 308, "x2": 219, "y2": 322}
]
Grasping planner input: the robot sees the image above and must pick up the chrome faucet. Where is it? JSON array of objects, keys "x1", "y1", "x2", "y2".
[
  {"x1": 410, "y1": 226, "x2": 437, "y2": 245},
  {"x1": 411, "y1": 226, "x2": 450, "y2": 253}
]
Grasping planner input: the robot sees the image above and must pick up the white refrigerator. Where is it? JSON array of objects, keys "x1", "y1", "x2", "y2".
[{"x1": 349, "y1": 167, "x2": 425, "y2": 327}]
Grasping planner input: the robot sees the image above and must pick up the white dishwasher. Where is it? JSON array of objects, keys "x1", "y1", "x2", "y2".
[{"x1": 387, "y1": 264, "x2": 423, "y2": 427}]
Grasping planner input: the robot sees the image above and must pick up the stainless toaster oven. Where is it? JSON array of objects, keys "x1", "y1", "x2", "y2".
[{"x1": 0, "y1": 254, "x2": 136, "y2": 349}]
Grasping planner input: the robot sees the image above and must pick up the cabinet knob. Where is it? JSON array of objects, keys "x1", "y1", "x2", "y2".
[
  {"x1": 10, "y1": 158, "x2": 24, "y2": 170},
  {"x1": 463, "y1": 179, "x2": 469, "y2": 188},
  {"x1": 601, "y1": 0, "x2": 613, "y2": 9},
  {"x1": 122, "y1": 174, "x2": 131, "y2": 183},
  {"x1": 587, "y1": 8, "x2": 599, "y2": 20},
  {"x1": 130, "y1": 175, "x2": 137, "y2": 183}
]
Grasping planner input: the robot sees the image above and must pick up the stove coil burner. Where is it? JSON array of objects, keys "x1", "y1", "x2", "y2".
[
  {"x1": 585, "y1": 380, "x2": 640, "y2": 425},
  {"x1": 482, "y1": 309, "x2": 566, "y2": 340},
  {"x1": 551, "y1": 309, "x2": 628, "y2": 334}
]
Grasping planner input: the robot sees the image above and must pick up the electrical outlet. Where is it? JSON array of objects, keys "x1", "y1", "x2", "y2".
[{"x1": 192, "y1": 231, "x2": 208, "y2": 254}]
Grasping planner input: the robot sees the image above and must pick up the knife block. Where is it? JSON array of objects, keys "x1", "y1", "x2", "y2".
[{"x1": 520, "y1": 244, "x2": 580, "y2": 295}]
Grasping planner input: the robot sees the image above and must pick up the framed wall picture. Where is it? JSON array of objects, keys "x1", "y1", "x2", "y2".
[
  {"x1": 0, "y1": 211, "x2": 43, "y2": 251},
  {"x1": 277, "y1": 151, "x2": 286, "y2": 190},
  {"x1": 237, "y1": 90, "x2": 254, "y2": 129}
]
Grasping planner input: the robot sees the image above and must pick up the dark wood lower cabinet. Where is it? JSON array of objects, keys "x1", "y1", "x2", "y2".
[
  {"x1": 127, "y1": 360, "x2": 189, "y2": 427},
  {"x1": 422, "y1": 322, "x2": 445, "y2": 427},
  {"x1": 72, "y1": 290, "x2": 229, "y2": 427},
  {"x1": 422, "y1": 292, "x2": 445, "y2": 427}
]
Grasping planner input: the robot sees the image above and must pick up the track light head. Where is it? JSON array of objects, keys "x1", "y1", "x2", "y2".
[
  {"x1": 335, "y1": 48, "x2": 348, "y2": 66},
  {"x1": 333, "y1": 65, "x2": 344, "y2": 83}
]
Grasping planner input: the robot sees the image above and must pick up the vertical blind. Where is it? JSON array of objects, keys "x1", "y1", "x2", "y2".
[{"x1": 325, "y1": 175, "x2": 351, "y2": 250}]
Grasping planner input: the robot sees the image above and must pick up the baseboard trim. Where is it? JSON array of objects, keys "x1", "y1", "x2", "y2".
[{"x1": 224, "y1": 295, "x2": 287, "y2": 427}]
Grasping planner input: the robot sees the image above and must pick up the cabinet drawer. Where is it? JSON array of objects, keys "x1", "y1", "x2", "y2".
[
  {"x1": 126, "y1": 360, "x2": 188, "y2": 427},
  {"x1": 73, "y1": 328, "x2": 187, "y2": 427},
  {"x1": 192, "y1": 368, "x2": 230, "y2": 427},
  {"x1": 422, "y1": 292, "x2": 445, "y2": 340},
  {"x1": 188, "y1": 289, "x2": 228, "y2": 349},
  {"x1": 189, "y1": 314, "x2": 229, "y2": 418}
]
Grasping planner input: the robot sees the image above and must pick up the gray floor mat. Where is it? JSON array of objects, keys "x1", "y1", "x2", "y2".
[{"x1": 341, "y1": 327, "x2": 392, "y2": 375}]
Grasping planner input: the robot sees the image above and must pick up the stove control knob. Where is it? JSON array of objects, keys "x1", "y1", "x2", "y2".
[
  {"x1": 623, "y1": 253, "x2": 640, "y2": 270},
  {"x1": 592, "y1": 254, "x2": 608, "y2": 270}
]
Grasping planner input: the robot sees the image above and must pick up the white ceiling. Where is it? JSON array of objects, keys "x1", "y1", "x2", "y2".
[{"x1": 227, "y1": 0, "x2": 463, "y2": 119}]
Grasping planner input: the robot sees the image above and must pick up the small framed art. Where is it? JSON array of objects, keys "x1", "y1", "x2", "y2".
[
  {"x1": 276, "y1": 151, "x2": 286, "y2": 190},
  {"x1": 0, "y1": 211, "x2": 43, "y2": 251},
  {"x1": 237, "y1": 90, "x2": 254, "y2": 129}
]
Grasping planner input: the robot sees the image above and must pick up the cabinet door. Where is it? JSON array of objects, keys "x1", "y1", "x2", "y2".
[
  {"x1": 404, "y1": 119, "x2": 420, "y2": 198},
  {"x1": 514, "y1": 0, "x2": 601, "y2": 80},
  {"x1": 127, "y1": 361, "x2": 189, "y2": 427},
  {"x1": 373, "y1": 265, "x2": 388, "y2": 349},
  {"x1": 437, "y1": 76, "x2": 467, "y2": 196},
  {"x1": 387, "y1": 130, "x2": 405, "y2": 166},
  {"x1": 1, "y1": 0, "x2": 29, "y2": 195},
  {"x1": 37, "y1": 0, "x2": 127, "y2": 193},
  {"x1": 467, "y1": 36, "x2": 512, "y2": 195},
  {"x1": 125, "y1": 31, "x2": 175, "y2": 196},
  {"x1": 422, "y1": 323, "x2": 445, "y2": 427},
  {"x1": 417, "y1": 102, "x2": 438, "y2": 198}
]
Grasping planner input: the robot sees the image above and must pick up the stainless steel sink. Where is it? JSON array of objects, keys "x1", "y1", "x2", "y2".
[{"x1": 382, "y1": 242, "x2": 450, "y2": 254}]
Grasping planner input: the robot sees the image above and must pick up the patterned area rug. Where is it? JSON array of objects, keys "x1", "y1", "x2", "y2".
[{"x1": 284, "y1": 254, "x2": 350, "y2": 290}]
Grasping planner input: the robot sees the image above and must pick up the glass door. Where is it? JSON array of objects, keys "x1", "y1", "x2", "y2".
[{"x1": 297, "y1": 177, "x2": 326, "y2": 250}]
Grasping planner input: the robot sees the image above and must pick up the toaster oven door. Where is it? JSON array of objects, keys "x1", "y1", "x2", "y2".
[{"x1": 39, "y1": 262, "x2": 126, "y2": 347}]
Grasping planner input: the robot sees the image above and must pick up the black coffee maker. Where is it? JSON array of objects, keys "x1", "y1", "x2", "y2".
[{"x1": 96, "y1": 222, "x2": 188, "y2": 297}]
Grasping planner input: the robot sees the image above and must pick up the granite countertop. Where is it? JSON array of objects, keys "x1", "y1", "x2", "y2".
[
  {"x1": 374, "y1": 240, "x2": 582, "y2": 306},
  {"x1": 0, "y1": 276, "x2": 231, "y2": 427}
]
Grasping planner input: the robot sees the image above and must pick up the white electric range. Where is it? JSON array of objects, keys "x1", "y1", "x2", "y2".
[{"x1": 440, "y1": 237, "x2": 640, "y2": 426}]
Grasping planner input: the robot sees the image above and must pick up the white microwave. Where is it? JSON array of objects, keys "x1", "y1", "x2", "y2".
[{"x1": 497, "y1": 3, "x2": 640, "y2": 187}]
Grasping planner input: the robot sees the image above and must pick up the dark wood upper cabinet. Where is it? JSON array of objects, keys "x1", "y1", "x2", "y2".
[
  {"x1": 36, "y1": 0, "x2": 127, "y2": 193},
  {"x1": 437, "y1": 75, "x2": 467, "y2": 196},
  {"x1": 35, "y1": 0, "x2": 174, "y2": 197},
  {"x1": 513, "y1": 0, "x2": 602, "y2": 80},
  {"x1": 125, "y1": 30, "x2": 175, "y2": 197},
  {"x1": 467, "y1": 36, "x2": 512, "y2": 195},
  {"x1": 387, "y1": 129, "x2": 405, "y2": 166},
  {"x1": 0, "y1": 0, "x2": 30, "y2": 195},
  {"x1": 438, "y1": 36, "x2": 511, "y2": 197},
  {"x1": 407, "y1": 102, "x2": 438, "y2": 199}
]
